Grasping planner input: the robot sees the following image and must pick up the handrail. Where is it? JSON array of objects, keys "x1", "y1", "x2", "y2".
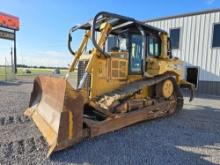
[
  {"x1": 68, "y1": 23, "x2": 91, "y2": 56},
  {"x1": 91, "y1": 11, "x2": 136, "y2": 58}
]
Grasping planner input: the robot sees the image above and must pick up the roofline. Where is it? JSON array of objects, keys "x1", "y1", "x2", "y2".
[{"x1": 145, "y1": 8, "x2": 220, "y2": 22}]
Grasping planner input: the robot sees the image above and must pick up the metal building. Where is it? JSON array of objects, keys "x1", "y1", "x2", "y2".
[{"x1": 145, "y1": 8, "x2": 220, "y2": 96}]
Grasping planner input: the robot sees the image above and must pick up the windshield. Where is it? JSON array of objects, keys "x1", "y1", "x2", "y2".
[{"x1": 106, "y1": 34, "x2": 128, "y2": 52}]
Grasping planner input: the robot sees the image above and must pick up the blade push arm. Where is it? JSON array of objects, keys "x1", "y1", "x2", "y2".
[
  {"x1": 68, "y1": 30, "x2": 91, "y2": 73},
  {"x1": 78, "y1": 22, "x2": 112, "y2": 89}
]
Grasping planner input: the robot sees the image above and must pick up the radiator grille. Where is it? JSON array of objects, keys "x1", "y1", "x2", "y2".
[
  {"x1": 111, "y1": 59, "x2": 127, "y2": 80},
  {"x1": 77, "y1": 60, "x2": 91, "y2": 89}
]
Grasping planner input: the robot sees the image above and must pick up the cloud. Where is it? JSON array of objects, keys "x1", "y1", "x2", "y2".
[
  {"x1": 36, "y1": 50, "x2": 69, "y2": 59},
  {"x1": 20, "y1": 55, "x2": 71, "y2": 67},
  {"x1": 204, "y1": 0, "x2": 215, "y2": 4},
  {"x1": 0, "y1": 49, "x2": 73, "y2": 67},
  {"x1": 19, "y1": 51, "x2": 72, "y2": 67}
]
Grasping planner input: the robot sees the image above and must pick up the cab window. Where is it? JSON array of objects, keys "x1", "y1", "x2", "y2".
[
  {"x1": 148, "y1": 36, "x2": 161, "y2": 57},
  {"x1": 107, "y1": 34, "x2": 128, "y2": 52}
]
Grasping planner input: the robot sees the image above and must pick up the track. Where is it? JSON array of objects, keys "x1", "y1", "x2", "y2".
[
  {"x1": 0, "y1": 114, "x2": 31, "y2": 126},
  {"x1": 97, "y1": 73, "x2": 184, "y2": 114},
  {"x1": 0, "y1": 79, "x2": 49, "y2": 164},
  {"x1": 0, "y1": 136, "x2": 47, "y2": 159},
  {"x1": 0, "y1": 115, "x2": 48, "y2": 164}
]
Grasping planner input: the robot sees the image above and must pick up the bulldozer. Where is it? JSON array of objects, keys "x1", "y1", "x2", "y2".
[{"x1": 24, "y1": 11, "x2": 195, "y2": 156}]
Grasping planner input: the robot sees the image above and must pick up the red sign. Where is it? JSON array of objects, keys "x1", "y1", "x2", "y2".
[{"x1": 0, "y1": 12, "x2": 19, "y2": 30}]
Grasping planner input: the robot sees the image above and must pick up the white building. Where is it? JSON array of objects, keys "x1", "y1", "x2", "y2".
[{"x1": 146, "y1": 8, "x2": 220, "y2": 96}]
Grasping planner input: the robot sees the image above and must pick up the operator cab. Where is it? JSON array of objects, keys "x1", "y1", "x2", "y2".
[{"x1": 68, "y1": 12, "x2": 170, "y2": 78}]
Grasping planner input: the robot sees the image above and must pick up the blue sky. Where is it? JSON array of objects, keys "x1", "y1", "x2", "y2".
[{"x1": 0, "y1": 0, "x2": 219, "y2": 67}]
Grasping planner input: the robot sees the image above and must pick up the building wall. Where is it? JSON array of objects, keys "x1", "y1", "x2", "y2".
[{"x1": 146, "y1": 11, "x2": 220, "y2": 95}]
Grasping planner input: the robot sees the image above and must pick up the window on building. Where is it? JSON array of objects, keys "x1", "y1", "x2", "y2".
[
  {"x1": 212, "y1": 23, "x2": 220, "y2": 48},
  {"x1": 170, "y1": 28, "x2": 180, "y2": 49}
]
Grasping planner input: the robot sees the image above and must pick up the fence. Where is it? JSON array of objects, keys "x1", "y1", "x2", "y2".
[{"x1": 0, "y1": 57, "x2": 15, "y2": 81}]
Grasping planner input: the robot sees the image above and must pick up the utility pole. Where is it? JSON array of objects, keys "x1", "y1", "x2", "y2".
[
  {"x1": 10, "y1": 47, "x2": 14, "y2": 71},
  {"x1": 14, "y1": 29, "x2": 17, "y2": 73}
]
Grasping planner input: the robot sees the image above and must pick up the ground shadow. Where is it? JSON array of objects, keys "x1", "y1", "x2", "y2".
[
  {"x1": 0, "y1": 79, "x2": 34, "y2": 86},
  {"x1": 181, "y1": 89, "x2": 220, "y2": 101},
  {"x1": 48, "y1": 102, "x2": 220, "y2": 165},
  {"x1": 0, "y1": 81, "x2": 21, "y2": 86}
]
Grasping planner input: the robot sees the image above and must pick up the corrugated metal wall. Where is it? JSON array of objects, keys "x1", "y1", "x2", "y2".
[{"x1": 146, "y1": 11, "x2": 220, "y2": 82}]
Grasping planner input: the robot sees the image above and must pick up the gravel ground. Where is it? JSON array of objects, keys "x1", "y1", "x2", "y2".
[{"x1": 0, "y1": 77, "x2": 220, "y2": 165}]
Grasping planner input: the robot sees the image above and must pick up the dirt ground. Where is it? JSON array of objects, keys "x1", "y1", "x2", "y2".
[{"x1": 0, "y1": 77, "x2": 220, "y2": 165}]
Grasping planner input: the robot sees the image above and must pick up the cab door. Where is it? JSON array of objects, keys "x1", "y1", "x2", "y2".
[{"x1": 129, "y1": 34, "x2": 143, "y2": 75}]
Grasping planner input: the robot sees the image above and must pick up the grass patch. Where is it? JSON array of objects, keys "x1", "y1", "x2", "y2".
[
  {"x1": 0, "y1": 67, "x2": 78, "y2": 80},
  {"x1": 0, "y1": 67, "x2": 77, "y2": 81},
  {"x1": 16, "y1": 68, "x2": 68, "y2": 76}
]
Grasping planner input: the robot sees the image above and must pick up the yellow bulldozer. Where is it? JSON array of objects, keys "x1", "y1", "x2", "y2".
[{"x1": 24, "y1": 12, "x2": 195, "y2": 156}]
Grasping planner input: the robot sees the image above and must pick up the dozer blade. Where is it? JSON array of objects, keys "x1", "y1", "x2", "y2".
[{"x1": 24, "y1": 76, "x2": 84, "y2": 156}]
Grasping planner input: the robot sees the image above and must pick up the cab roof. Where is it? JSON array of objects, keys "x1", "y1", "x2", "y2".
[{"x1": 77, "y1": 11, "x2": 167, "y2": 35}]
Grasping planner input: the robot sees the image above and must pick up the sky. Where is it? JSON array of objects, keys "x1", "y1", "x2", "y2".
[{"x1": 0, "y1": 0, "x2": 219, "y2": 67}]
